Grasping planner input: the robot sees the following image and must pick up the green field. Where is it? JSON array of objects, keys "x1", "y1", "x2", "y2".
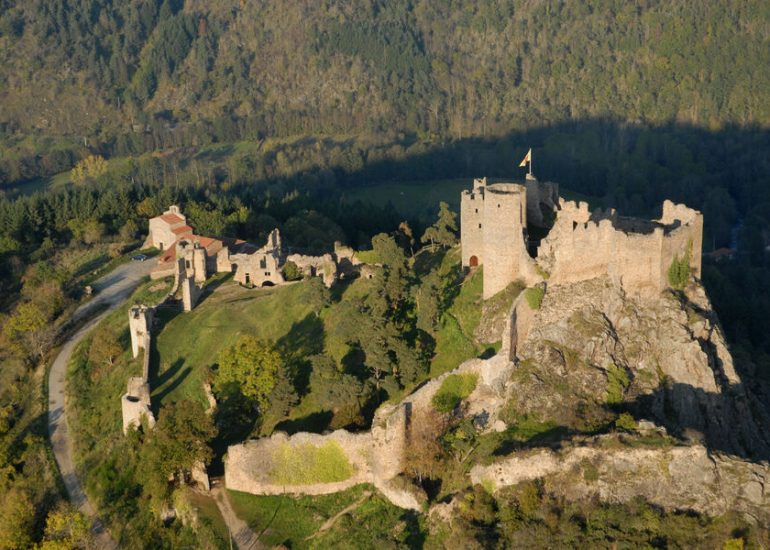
[{"x1": 227, "y1": 485, "x2": 424, "y2": 549}]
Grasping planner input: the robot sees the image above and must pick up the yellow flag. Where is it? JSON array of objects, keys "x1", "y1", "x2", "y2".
[{"x1": 518, "y1": 148, "x2": 532, "y2": 167}]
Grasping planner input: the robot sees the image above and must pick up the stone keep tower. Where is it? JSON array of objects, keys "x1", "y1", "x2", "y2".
[{"x1": 461, "y1": 178, "x2": 538, "y2": 299}]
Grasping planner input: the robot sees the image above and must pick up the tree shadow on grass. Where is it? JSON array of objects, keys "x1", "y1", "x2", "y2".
[
  {"x1": 150, "y1": 358, "x2": 192, "y2": 412},
  {"x1": 274, "y1": 410, "x2": 333, "y2": 434},
  {"x1": 277, "y1": 313, "x2": 325, "y2": 395}
]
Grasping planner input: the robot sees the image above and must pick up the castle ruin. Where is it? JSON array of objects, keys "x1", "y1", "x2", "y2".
[
  {"x1": 143, "y1": 206, "x2": 361, "y2": 311},
  {"x1": 461, "y1": 176, "x2": 702, "y2": 298}
]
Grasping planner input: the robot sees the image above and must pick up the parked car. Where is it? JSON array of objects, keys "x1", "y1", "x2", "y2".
[{"x1": 131, "y1": 254, "x2": 148, "y2": 262}]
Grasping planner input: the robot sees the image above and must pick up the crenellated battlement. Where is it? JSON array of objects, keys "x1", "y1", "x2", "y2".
[{"x1": 461, "y1": 176, "x2": 703, "y2": 298}]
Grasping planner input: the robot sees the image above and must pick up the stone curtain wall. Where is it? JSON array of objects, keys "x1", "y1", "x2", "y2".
[
  {"x1": 537, "y1": 199, "x2": 703, "y2": 296},
  {"x1": 224, "y1": 352, "x2": 515, "y2": 510}
]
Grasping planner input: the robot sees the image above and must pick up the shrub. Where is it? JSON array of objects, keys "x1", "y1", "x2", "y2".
[
  {"x1": 667, "y1": 241, "x2": 692, "y2": 290},
  {"x1": 606, "y1": 363, "x2": 631, "y2": 404},
  {"x1": 615, "y1": 412, "x2": 637, "y2": 432},
  {"x1": 432, "y1": 373, "x2": 478, "y2": 413},
  {"x1": 282, "y1": 260, "x2": 303, "y2": 281},
  {"x1": 524, "y1": 287, "x2": 544, "y2": 310},
  {"x1": 268, "y1": 441, "x2": 354, "y2": 485}
]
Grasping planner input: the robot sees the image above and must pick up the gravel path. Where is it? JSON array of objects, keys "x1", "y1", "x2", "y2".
[
  {"x1": 211, "y1": 484, "x2": 264, "y2": 550},
  {"x1": 48, "y1": 260, "x2": 155, "y2": 549}
]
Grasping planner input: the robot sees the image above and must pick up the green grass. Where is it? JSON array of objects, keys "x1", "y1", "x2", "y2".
[
  {"x1": 152, "y1": 281, "x2": 318, "y2": 408},
  {"x1": 432, "y1": 373, "x2": 478, "y2": 413},
  {"x1": 268, "y1": 441, "x2": 354, "y2": 485},
  {"x1": 429, "y1": 258, "x2": 484, "y2": 377},
  {"x1": 228, "y1": 485, "x2": 424, "y2": 549},
  {"x1": 524, "y1": 287, "x2": 545, "y2": 310},
  {"x1": 182, "y1": 489, "x2": 231, "y2": 549},
  {"x1": 353, "y1": 249, "x2": 379, "y2": 264}
]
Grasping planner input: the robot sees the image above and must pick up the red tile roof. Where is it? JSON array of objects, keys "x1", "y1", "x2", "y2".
[
  {"x1": 193, "y1": 235, "x2": 224, "y2": 255},
  {"x1": 172, "y1": 225, "x2": 193, "y2": 235},
  {"x1": 159, "y1": 213, "x2": 186, "y2": 226}
]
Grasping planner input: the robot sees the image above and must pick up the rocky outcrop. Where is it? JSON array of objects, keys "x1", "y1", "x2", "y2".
[
  {"x1": 471, "y1": 438, "x2": 770, "y2": 524},
  {"x1": 506, "y1": 277, "x2": 770, "y2": 458}
]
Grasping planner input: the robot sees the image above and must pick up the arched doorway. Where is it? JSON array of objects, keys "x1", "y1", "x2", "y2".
[{"x1": 469, "y1": 255, "x2": 479, "y2": 267}]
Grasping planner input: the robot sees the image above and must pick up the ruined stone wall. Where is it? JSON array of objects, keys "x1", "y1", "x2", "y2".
[
  {"x1": 659, "y1": 200, "x2": 703, "y2": 281},
  {"x1": 129, "y1": 305, "x2": 153, "y2": 358},
  {"x1": 524, "y1": 174, "x2": 559, "y2": 228},
  {"x1": 123, "y1": 306, "x2": 156, "y2": 433},
  {"x1": 537, "y1": 199, "x2": 703, "y2": 296},
  {"x1": 231, "y1": 252, "x2": 285, "y2": 287},
  {"x1": 181, "y1": 275, "x2": 201, "y2": 312},
  {"x1": 224, "y1": 353, "x2": 514, "y2": 510},
  {"x1": 500, "y1": 289, "x2": 538, "y2": 361},
  {"x1": 286, "y1": 253, "x2": 338, "y2": 287}
]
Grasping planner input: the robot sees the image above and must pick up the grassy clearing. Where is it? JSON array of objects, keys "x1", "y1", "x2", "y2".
[
  {"x1": 178, "y1": 489, "x2": 231, "y2": 549},
  {"x1": 151, "y1": 281, "x2": 318, "y2": 408},
  {"x1": 268, "y1": 441, "x2": 354, "y2": 485},
  {"x1": 432, "y1": 373, "x2": 478, "y2": 413},
  {"x1": 228, "y1": 485, "x2": 424, "y2": 549}
]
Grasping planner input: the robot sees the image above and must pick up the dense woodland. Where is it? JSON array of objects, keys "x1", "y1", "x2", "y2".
[{"x1": 1, "y1": 0, "x2": 770, "y2": 548}]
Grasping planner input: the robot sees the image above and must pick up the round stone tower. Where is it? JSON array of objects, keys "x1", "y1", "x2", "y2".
[{"x1": 482, "y1": 183, "x2": 529, "y2": 298}]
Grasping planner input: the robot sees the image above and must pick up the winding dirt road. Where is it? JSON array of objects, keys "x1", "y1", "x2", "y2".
[{"x1": 48, "y1": 259, "x2": 154, "y2": 549}]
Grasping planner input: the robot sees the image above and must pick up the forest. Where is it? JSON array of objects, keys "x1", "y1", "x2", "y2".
[{"x1": 0, "y1": 0, "x2": 769, "y2": 547}]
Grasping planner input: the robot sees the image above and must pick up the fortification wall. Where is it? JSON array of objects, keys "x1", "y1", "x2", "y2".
[
  {"x1": 537, "y1": 199, "x2": 703, "y2": 296},
  {"x1": 501, "y1": 288, "x2": 539, "y2": 361},
  {"x1": 225, "y1": 431, "x2": 374, "y2": 497},
  {"x1": 658, "y1": 200, "x2": 703, "y2": 280},
  {"x1": 224, "y1": 352, "x2": 514, "y2": 509},
  {"x1": 124, "y1": 306, "x2": 156, "y2": 433},
  {"x1": 524, "y1": 175, "x2": 559, "y2": 228}
]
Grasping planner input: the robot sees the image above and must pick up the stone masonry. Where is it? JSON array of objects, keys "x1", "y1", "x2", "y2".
[{"x1": 461, "y1": 176, "x2": 703, "y2": 299}]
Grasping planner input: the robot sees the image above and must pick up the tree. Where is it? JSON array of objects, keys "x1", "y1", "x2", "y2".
[
  {"x1": 89, "y1": 327, "x2": 123, "y2": 367},
  {"x1": 306, "y1": 277, "x2": 331, "y2": 317},
  {"x1": 215, "y1": 335, "x2": 293, "y2": 413},
  {"x1": 421, "y1": 202, "x2": 458, "y2": 249},
  {"x1": 142, "y1": 400, "x2": 216, "y2": 506},
  {"x1": 0, "y1": 487, "x2": 35, "y2": 550},
  {"x1": 403, "y1": 409, "x2": 447, "y2": 483},
  {"x1": 3, "y1": 301, "x2": 54, "y2": 361},
  {"x1": 371, "y1": 233, "x2": 409, "y2": 308},
  {"x1": 39, "y1": 503, "x2": 92, "y2": 549},
  {"x1": 282, "y1": 260, "x2": 303, "y2": 281},
  {"x1": 119, "y1": 219, "x2": 139, "y2": 242},
  {"x1": 71, "y1": 155, "x2": 108, "y2": 184}
]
